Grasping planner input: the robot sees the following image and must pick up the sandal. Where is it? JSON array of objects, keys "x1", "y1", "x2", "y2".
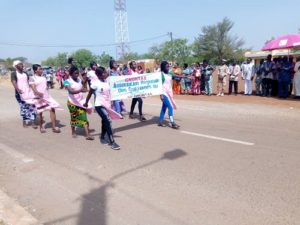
[
  {"x1": 86, "y1": 136, "x2": 94, "y2": 141},
  {"x1": 140, "y1": 115, "x2": 147, "y2": 121},
  {"x1": 171, "y1": 124, "x2": 180, "y2": 129},
  {"x1": 40, "y1": 128, "x2": 46, "y2": 133},
  {"x1": 52, "y1": 127, "x2": 61, "y2": 133},
  {"x1": 157, "y1": 123, "x2": 166, "y2": 127}
]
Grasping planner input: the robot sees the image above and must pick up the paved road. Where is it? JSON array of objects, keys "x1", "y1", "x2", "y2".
[{"x1": 0, "y1": 84, "x2": 300, "y2": 225}]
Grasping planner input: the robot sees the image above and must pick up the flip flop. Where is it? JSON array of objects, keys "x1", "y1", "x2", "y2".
[
  {"x1": 52, "y1": 127, "x2": 61, "y2": 133},
  {"x1": 86, "y1": 136, "x2": 94, "y2": 141}
]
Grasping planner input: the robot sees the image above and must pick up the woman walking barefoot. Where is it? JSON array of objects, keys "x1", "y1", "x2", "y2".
[
  {"x1": 29, "y1": 64, "x2": 61, "y2": 133},
  {"x1": 84, "y1": 67, "x2": 122, "y2": 150},
  {"x1": 64, "y1": 66, "x2": 94, "y2": 140}
]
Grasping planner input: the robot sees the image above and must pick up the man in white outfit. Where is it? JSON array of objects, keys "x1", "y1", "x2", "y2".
[{"x1": 241, "y1": 58, "x2": 255, "y2": 95}]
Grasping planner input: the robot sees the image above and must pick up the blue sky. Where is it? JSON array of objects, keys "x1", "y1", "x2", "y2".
[{"x1": 0, "y1": 0, "x2": 299, "y2": 63}]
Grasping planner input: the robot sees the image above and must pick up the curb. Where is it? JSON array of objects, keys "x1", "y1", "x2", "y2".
[{"x1": 0, "y1": 189, "x2": 39, "y2": 225}]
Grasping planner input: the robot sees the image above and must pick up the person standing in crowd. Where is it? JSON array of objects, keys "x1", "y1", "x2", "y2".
[
  {"x1": 64, "y1": 66, "x2": 94, "y2": 140},
  {"x1": 254, "y1": 59, "x2": 264, "y2": 96},
  {"x1": 56, "y1": 67, "x2": 64, "y2": 89},
  {"x1": 11, "y1": 60, "x2": 37, "y2": 128},
  {"x1": 272, "y1": 57, "x2": 280, "y2": 96},
  {"x1": 241, "y1": 58, "x2": 255, "y2": 95},
  {"x1": 262, "y1": 54, "x2": 274, "y2": 97},
  {"x1": 289, "y1": 57, "x2": 295, "y2": 96},
  {"x1": 181, "y1": 63, "x2": 191, "y2": 95},
  {"x1": 127, "y1": 61, "x2": 147, "y2": 121},
  {"x1": 109, "y1": 59, "x2": 126, "y2": 116},
  {"x1": 29, "y1": 64, "x2": 61, "y2": 133},
  {"x1": 202, "y1": 59, "x2": 214, "y2": 96},
  {"x1": 84, "y1": 67, "x2": 122, "y2": 150},
  {"x1": 228, "y1": 60, "x2": 241, "y2": 95},
  {"x1": 217, "y1": 59, "x2": 229, "y2": 96},
  {"x1": 293, "y1": 58, "x2": 300, "y2": 98},
  {"x1": 158, "y1": 61, "x2": 179, "y2": 129},
  {"x1": 278, "y1": 56, "x2": 292, "y2": 98},
  {"x1": 191, "y1": 62, "x2": 201, "y2": 95},
  {"x1": 172, "y1": 63, "x2": 182, "y2": 95}
]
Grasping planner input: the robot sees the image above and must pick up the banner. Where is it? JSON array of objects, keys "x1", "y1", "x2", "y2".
[{"x1": 109, "y1": 72, "x2": 163, "y2": 101}]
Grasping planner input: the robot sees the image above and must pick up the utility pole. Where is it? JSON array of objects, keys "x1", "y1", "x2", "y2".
[
  {"x1": 168, "y1": 32, "x2": 174, "y2": 63},
  {"x1": 168, "y1": 32, "x2": 173, "y2": 42}
]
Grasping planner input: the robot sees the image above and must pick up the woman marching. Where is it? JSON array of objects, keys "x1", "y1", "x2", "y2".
[
  {"x1": 109, "y1": 59, "x2": 126, "y2": 116},
  {"x1": 29, "y1": 64, "x2": 61, "y2": 133},
  {"x1": 11, "y1": 60, "x2": 37, "y2": 128},
  {"x1": 84, "y1": 67, "x2": 122, "y2": 150},
  {"x1": 127, "y1": 60, "x2": 147, "y2": 121},
  {"x1": 158, "y1": 61, "x2": 180, "y2": 129},
  {"x1": 64, "y1": 66, "x2": 94, "y2": 140}
]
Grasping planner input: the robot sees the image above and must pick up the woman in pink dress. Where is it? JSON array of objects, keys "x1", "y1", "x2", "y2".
[
  {"x1": 11, "y1": 60, "x2": 37, "y2": 128},
  {"x1": 84, "y1": 66, "x2": 122, "y2": 150},
  {"x1": 29, "y1": 64, "x2": 61, "y2": 133},
  {"x1": 55, "y1": 68, "x2": 64, "y2": 89},
  {"x1": 64, "y1": 66, "x2": 94, "y2": 140},
  {"x1": 158, "y1": 61, "x2": 179, "y2": 129}
]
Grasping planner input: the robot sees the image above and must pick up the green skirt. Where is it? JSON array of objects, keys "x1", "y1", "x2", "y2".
[{"x1": 67, "y1": 101, "x2": 88, "y2": 128}]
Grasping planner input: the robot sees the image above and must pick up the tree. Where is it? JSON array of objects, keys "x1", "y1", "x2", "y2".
[
  {"x1": 95, "y1": 52, "x2": 113, "y2": 67},
  {"x1": 118, "y1": 52, "x2": 141, "y2": 63},
  {"x1": 41, "y1": 52, "x2": 68, "y2": 68},
  {"x1": 148, "y1": 38, "x2": 191, "y2": 65},
  {"x1": 71, "y1": 49, "x2": 95, "y2": 68},
  {"x1": 193, "y1": 17, "x2": 245, "y2": 64}
]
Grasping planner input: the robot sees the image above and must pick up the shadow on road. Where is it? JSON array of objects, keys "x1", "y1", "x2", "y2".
[{"x1": 43, "y1": 149, "x2": 187, "y2": 225}]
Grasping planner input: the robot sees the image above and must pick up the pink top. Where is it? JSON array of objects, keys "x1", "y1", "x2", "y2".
[
  {"x1": 29, "y1": 75, "x2": 61, "y2": 111},
  {"x1": 17, "y1": 71, "x2": 36, "y2": 104},
  {"x1": 64, "y1": 78, "x2": 92, "y2": 114}
]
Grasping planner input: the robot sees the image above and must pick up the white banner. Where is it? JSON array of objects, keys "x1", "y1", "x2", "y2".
[{"x1": 109, "y1": 72, "x2": 163, "y2": 101}]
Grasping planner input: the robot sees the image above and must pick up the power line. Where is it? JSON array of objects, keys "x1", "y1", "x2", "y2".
[{"x1": 0, "y1": 34, "x2": 168, "y2": 48}]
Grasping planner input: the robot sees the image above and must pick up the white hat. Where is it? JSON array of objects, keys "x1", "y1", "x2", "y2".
[{"x1": 13, "y1": 60, "x2": 23, "y2": 68}]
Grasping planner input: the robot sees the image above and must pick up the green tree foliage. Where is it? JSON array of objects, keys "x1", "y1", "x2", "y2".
[
  {"x1": 148, "y1": 38, "x2": 191, "y2": 65},
  {"x1": 193, "y1": 17, "x2": 245, "y2": 64},
  {"x1": 95, "y1": 52, "x2": 113, "y2": 67},
  {"x1": 71, "y1": 49, "x2": 96, "y2": 68},
  {"x1": 41, "y1": 52, "x2": 68, "y2": 68},
  {"x1": 118, "y1": 52, "x2": 141, "y2": 63},
  {"x1": 0, "y1": 57, "x2": 28, "y2": 70}
]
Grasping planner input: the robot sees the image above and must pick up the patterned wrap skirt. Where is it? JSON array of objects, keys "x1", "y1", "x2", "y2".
[
  {"x1": 67, "y1": 101, "x2": 88, "y2": 128},
  {"x1": 15, "y1": 92, "x2": 36, "y2": 122}
]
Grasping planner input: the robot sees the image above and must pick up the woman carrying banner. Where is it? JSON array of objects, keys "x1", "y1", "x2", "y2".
[
  {"x1": 84, "y1": 67, "x2": 122, "y2": 150},
  {"x1": 127, "y1": 61, "x2": 147, "y2": 121},
  {"x1": 29, "y1": 64, "x2": 61, "y2": 133},
  {"x1": 109, "y1": 59, "x2": 126, "y2": 116},
  {"x1": 158, "y1": 61, "x2": 180, "y2": 129},
  {"x1": 64, "y1": 66, "x2": 94, "y2": 140}
]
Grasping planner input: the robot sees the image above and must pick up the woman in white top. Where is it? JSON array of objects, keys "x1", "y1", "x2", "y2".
[{"x1": 84, "y1": 67, "x2": 122, "y2": 150}]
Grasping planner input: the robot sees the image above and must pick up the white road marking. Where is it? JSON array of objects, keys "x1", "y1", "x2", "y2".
[
  {"x1": 0, "y1": 143, "x2": 34, "y2": 163},
  {"x1": 181, "y1": 130, "x2": 255, "y2": 146}
]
